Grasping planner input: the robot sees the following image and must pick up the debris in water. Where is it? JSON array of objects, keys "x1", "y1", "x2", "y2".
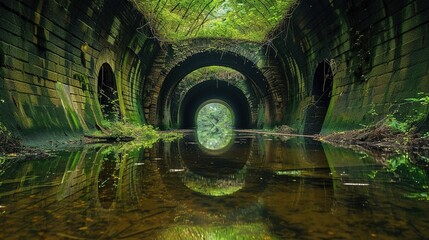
[
  {"x1": 275, "y1": 170, "x2": 302, "y2": 176},
  {"x1": 343, "y1": 183, "x2": 370, "y2": 186}
]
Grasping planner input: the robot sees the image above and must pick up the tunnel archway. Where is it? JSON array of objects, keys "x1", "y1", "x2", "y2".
[
  {"x1": 304, "y1": 61, "x2": 333, "y2": 134},
  {"x1": 179, "y1": 80, "x2": 251, "y2": 129},
  {"x1": 169, "y1": 66, "x2": 260, "y2": 129},
  {"x1": 98, "y1": 63, "x2": 119, "y2": 121},
  {"x1": 151, "y1": 50, "x2": 274, "y2": 129}
]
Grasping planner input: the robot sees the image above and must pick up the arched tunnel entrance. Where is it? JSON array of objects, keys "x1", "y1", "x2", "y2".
[
  {"x1": 150, "y1": 50, "x2": 275, "y2": 130},
  {"x1": 180, "y1": 80, "x2": 251, "y2": 129},
  {"x1": 2, "y1": 0, "x2": 429, "y2": 239}
]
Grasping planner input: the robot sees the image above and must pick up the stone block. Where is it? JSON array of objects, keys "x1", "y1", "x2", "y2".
[
  {"x1": 4, "y1": 56, "x2": 24, "y2": 71},
  {"x1": 43, "y1": 88, "x2": 58, "y2": 98},
  {"x1": 28, "y1": 74, "x2": 44, "y2": 87},
  {"x1": 399, "y1": 38, "x2": 424, "y2": 57},
  {"x1": 0, "y1": 29, "x2": 21, "y2": 47},
  {"x1": 4, "y1": 78, "x2": 41, "y2": 95},
  {"x1": 45, "y1": 80, "x2": 56, "y2": 90},
  {"x1": 43, "y1": 69, "x2": 58, "y2": 82}
]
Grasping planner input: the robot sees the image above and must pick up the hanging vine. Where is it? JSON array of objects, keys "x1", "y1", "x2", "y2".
[{"x1": 129, "y1": 0, "x2": 298, "y2": 43}]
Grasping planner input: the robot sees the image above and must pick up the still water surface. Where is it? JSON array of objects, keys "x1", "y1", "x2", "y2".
[{"x1": 0, "y1": 132, "x2": 428, "y2": 239}]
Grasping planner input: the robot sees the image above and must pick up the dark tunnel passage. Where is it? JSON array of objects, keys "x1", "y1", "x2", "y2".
[
  {"x1": 154, "y1": 50, "x2": 273, "y2": 129},
  {"x1": 0, "y1": 0, "x2": 427, "y2": 136},
  {"x1": 180, "y1": 80, "x2": 251, "y2": 129},
  {"x1": 2, "y1": 0, "x2": 429, "y2": 239}
]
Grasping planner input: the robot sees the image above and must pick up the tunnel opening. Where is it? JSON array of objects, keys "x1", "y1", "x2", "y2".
[
  {"x1": 154, "y1": 50, "x2": 272, "y2": 129},
  {"x1": 196, "y1": 101, "x2": 234, "y2": 129},
  {"x1": 196, "y1": 101, "x2": 234, "y2": 151},
  {"x1": 180, "y1": 80, "x2": 251, "y2": 129},
  {"x1": 169, "y1": 66, "x2": 260, "y2": 130},
  {"x1": 304, "y1": 61, "x2": 333, "y2": 135},
  {"x1": 98, "y1": 63, "x2": 119, "y2": 121}
]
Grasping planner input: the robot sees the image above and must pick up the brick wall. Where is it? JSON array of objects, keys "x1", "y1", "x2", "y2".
[
  {"x1": 0, "y1": 0, "x2": 157, "y2": 140},
  {"x1": 2, "y1": 0, "x2": 428, "y2": 138},
  {"x1": 272, "y1": 0, "x2": 429, "y2": 133}
]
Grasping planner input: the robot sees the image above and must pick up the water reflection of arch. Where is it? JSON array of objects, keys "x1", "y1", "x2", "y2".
[
  {"x1": 196, "y1": 128, "x2": 234, "y2": 155},
  {"x1": 84, "y1": 145, "x2": 150, "y2": 209},
  {"x1": 159, "y1": 132, "x2": 265, "y2": 208},
  {"x1": 181, "y1": 133, "x2": 249, "y2": 178},
  {"x1": 252, "y1": 137, "x2": 336, "y2": 237}
]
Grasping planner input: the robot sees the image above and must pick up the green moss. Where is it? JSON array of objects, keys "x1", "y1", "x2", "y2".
[
  {"x1": 183, "y1": 66, "x2": 245, "y2": 82},
  {"x1": 89, "y1": 121, "x2": 183, "y2": 147},
  {"x1": 55, "y1": 82, "x2": 83, "y2": 132},
  {"x1": 160, "y1": 224, "x2": 276, "y2": 240},
  {"x1": 183, "y1": 170, "x2": 245, "y2": 196},
  {"x1": 131, "y1": 0, "x2": 298, "y2": 42}
]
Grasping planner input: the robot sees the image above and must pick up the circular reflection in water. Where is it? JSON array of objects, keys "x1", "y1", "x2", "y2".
[
  {"x1": 182, "y1": 167, "x2": 247, "y2": 197},
  {"x1": 196, "y1": 126, "x2": 234, "y2": 152}
]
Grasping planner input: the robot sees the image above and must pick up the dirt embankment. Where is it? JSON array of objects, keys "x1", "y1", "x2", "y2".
[{"x1": 318, "y1": 122, "x2": 429, "y2": 165}]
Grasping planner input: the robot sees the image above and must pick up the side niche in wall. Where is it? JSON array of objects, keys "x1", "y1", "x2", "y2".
[
  {"x1": 304, "y1": 60, "x2": 333, "y2": 135},
  {"x1": 97, "y1": 63, "x2": 120, "y2": 121}
]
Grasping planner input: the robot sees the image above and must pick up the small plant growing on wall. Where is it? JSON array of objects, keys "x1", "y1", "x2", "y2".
[{"x1": 350, "y1": 30, "x2": 371, "y2": 82}]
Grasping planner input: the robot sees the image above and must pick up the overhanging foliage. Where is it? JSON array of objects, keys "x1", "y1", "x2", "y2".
[{"x1": 131, "y1": 0, "x2": 298, "y2": 42}]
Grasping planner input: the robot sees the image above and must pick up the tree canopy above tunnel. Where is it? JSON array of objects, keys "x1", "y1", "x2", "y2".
[{"x1": 131, "y1": 0, "x2": 298, "y2": 42}]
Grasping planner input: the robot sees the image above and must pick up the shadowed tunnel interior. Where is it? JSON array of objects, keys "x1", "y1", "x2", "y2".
[
  {"x1": 0, "y1": 0, "x2": 428, "y2": 136},
  {"x1": 1, "y1": 1, "x2": 429, "y2": 239},
  {"x1": 154, "y1": 50, "x2": 272, "y2": 129},
  {"x1": 180, "y1": 80, "x2": 251, "y2": 129}
]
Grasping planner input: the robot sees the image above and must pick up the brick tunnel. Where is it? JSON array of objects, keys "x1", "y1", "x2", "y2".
[{"x1": 1, "y1": 0, "x2": 429, "y2": 139}]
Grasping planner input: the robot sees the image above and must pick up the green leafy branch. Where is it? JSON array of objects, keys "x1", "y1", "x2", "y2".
[{"x1": 405, "y1": 92, "x2": 429, "y2": 106}]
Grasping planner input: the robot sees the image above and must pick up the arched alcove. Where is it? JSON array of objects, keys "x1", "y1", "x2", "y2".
[
  {"x1": 179, "y1": 80, "x2": 251, "y2": 129},
  {"x1": 304, "y1": 61, "x2": 333, "y2": 134},
  {"x1": 98, "y1": 63, "x2": 119, "y2": 121}
]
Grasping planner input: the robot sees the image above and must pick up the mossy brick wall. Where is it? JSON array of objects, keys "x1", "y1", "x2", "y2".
[
  {"x1": 0, "y1": 0, "x2": 157, "y2": 140},
  {"x1": 273, "y1": 0, "x2": 429, "y2": 133},
  {"x1": 142, "y1": 39, "x2": 286, "y2": 129}
]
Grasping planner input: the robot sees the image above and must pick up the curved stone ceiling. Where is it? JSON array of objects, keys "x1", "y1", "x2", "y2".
[{"x1": 130, "y1": 0, "x2": 299, "y2": 42}]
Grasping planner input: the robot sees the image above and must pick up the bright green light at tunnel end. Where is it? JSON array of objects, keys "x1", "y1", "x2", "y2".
[{"x1": 196, "y1": 101, "x2": 234, "y2": 151}]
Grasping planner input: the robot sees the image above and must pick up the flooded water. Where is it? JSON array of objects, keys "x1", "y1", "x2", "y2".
[{"x1": 1, "y1": 131, "x2": 428, "y2": 239}]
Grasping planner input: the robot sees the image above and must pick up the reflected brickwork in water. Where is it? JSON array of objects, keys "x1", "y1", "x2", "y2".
[{"x1": 0, "y1": 133, "x2": 428, "y2": 239}]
